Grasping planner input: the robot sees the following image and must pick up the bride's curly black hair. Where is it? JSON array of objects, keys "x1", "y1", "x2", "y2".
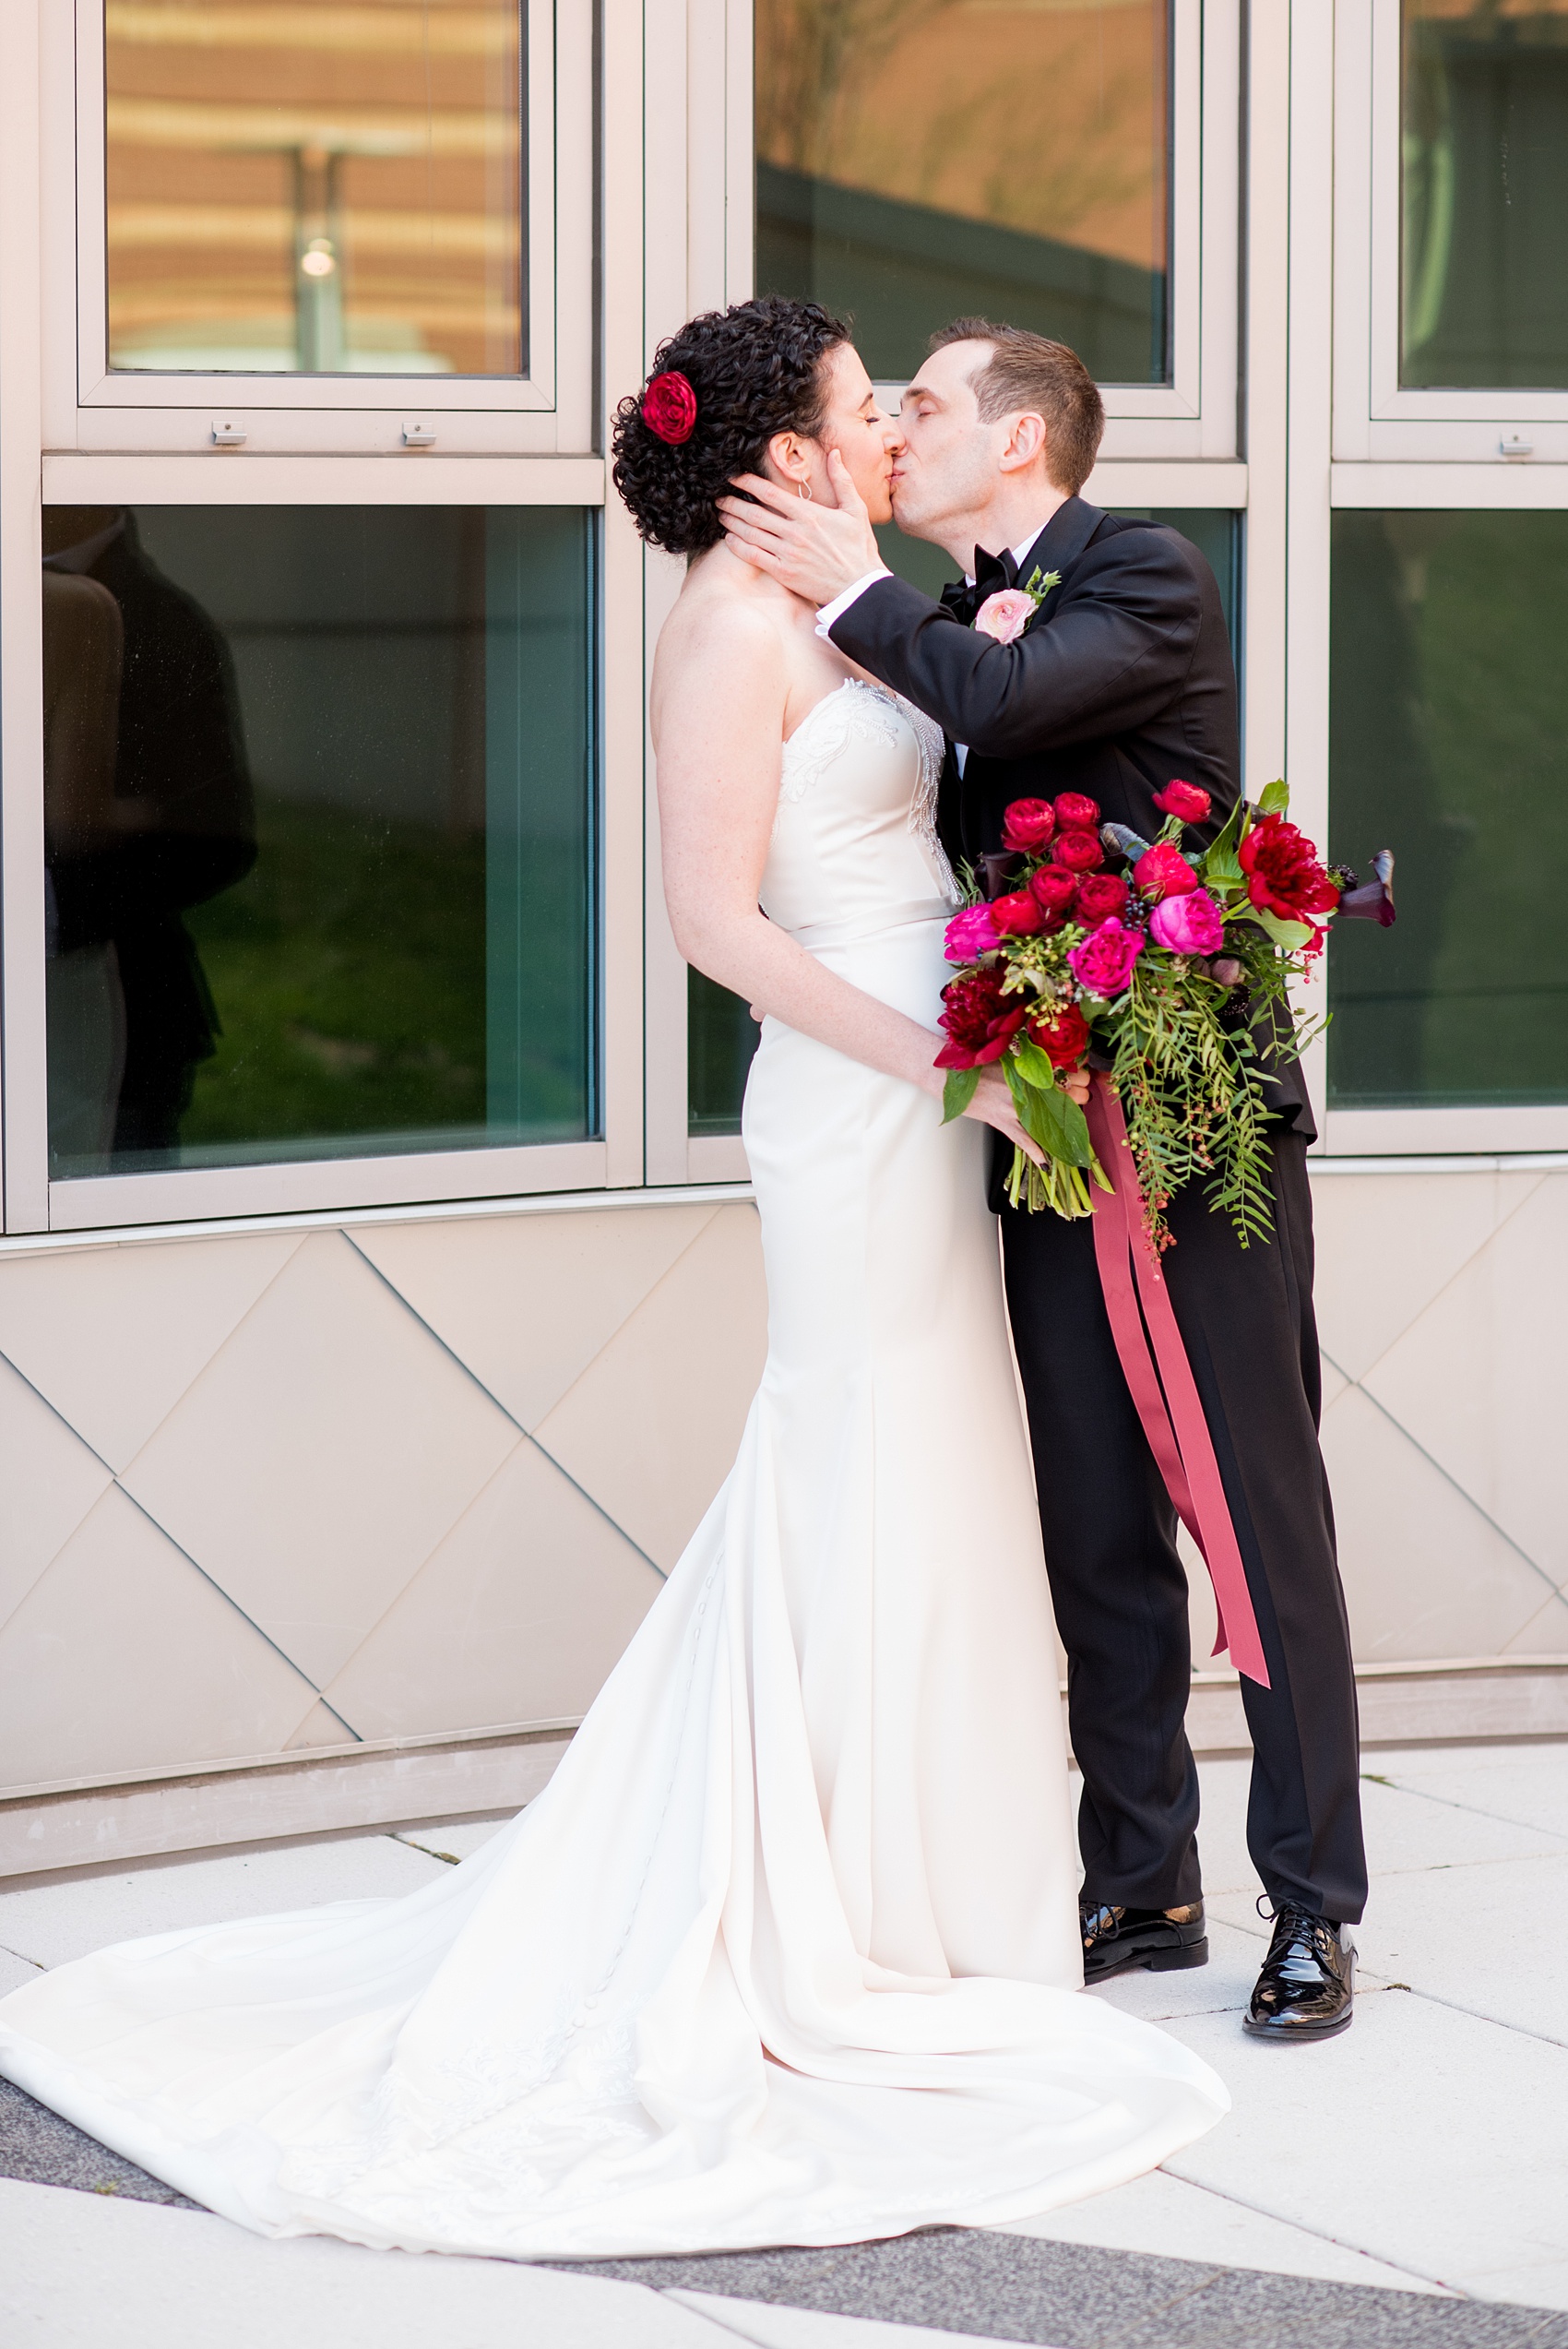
[{"x1": 612, "y1": 296, "x2": 852, "y2": 557}]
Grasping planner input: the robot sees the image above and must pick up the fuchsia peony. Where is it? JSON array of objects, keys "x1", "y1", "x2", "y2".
[
  {"x1": 1068, "y1": 917, "x2": 1145, "y2": 997},
  {"x1": 974, "y1": 589, "x2": 1036, "y2": 644},
  {"x1": 1149, "y1": 887, "x2": 1224, "y2": 956},
  {"x1": 944, "y1": 904, "x2": 1000, "y2": 962},
  {"x1": 1002, "y1": 797, "x2": 1056, "y2": 853},
  {"x1": 1153, "y1": 780, "x2": 1212, "y2": 824},
  {"x1": 1134, "y1": 841, "x2": 1200, "y2": 900}
]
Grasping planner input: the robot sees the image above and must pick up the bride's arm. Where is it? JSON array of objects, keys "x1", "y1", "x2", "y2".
[{"x1": 653, "y1": 602, "x2": 1043, "y2": 1157}]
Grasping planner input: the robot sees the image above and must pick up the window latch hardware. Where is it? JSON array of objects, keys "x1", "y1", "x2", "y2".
[
  {"x1": 1500, "y1": 434, "x2": 1534, "y2": 460},
  {"x1": 402, "y1": 420, "x2": 437, "y2": 447},
  {"x1": 210, "y1": 420, "x2": 247, "y2": 447}
]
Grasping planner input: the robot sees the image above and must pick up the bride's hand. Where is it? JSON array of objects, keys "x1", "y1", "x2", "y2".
[
  {"x1": 958, "y1": 1066, "x2": 1047, "y2": 1166},
  {"x1": 949, "y1": 1062, "x2": 1090, "y2": 1162}
]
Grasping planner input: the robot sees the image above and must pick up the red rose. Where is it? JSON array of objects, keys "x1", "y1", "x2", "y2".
[
  {"x1": 1053, "y1": 792, "x2": 1100, "y2": 832},
  {"x1": 990, "y1": 889, "x2": 1042, "y2": 936},
  {"x1": 1153, "y1": 780, "x2": 1212, "y2": 824},
  {"x1": 935, "y1": 969, "x2": 1028, "y2": 1067},
  {"x1": 1028, "y1": 1002, "x2": 1091, "y2": 1069},
  {"x1": 1002, "y1": 797, "x2": 1056, "y2": 853},
  {"x1": 1051, "y1": 828, "x2": 1105, "y2": 873},
  {"x1": 1028, "y1": 866, "x2": 1079, "y2": 927},
  {"x1": 1074, "y1": 872, "x2": 1130, "y2": 924},
  {"x1": 1238, "y1": 812, "x2": 1340, "y2": 923},
  {"x1": 641, "y1": 370, "x2": 697, "y2": 445},
  {"x1": 1134, "y1": 841, "x2": 1200, "y2": 900}
]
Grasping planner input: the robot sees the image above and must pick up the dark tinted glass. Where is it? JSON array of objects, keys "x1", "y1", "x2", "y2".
[
  {"x1": 1329, "y1": 509, "x2": 1568, "y2": 1107},
  {"x1": 686, "y1": 507, "x2": 1237, "y2": 1138},
  {"x1": 755, "y1": 0, "x2": 1170, "y2": 385},
  {"x1": 44, "y1": 504, "x2": 595, "y2": 1177},
  {"x1": 1402, "y1": 0, "x2": 1568, "y2": 388}
]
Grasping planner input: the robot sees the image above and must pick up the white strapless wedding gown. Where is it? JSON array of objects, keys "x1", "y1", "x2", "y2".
[{"x1": 0, "y1": 680, "x2": 1227, "y2": 2258}]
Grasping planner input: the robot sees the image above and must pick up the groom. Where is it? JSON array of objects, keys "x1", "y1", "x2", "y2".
[{"x1": 719, "y1": 319, "x2": 1366, "y2": 2040}]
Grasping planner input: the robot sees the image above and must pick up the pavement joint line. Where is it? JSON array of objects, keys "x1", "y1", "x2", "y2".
[
  {"x1": 1392, "y1": 1982, "x2": 1568, "y2": 2056},
  {"x1": 1362, "y1": 1774, "x2": 1568, "y2": 1852},
  {"x1": 659, "y1": 2288, "x2": 794, "y2": 2343},
  {"x1": 1158, "y1": 2170, "x2": 1468, "y2": 2301}
]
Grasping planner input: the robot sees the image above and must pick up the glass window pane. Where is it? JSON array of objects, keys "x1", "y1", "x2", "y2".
[
  {"x1": 43, "y1": 504, "x2": 596, "y2": 1178},
  {"x1": 684, "y1": 506, "x2": 1235, "y2": 1140},
  {"x1": 754, "y1": 0, "x2": 1170, "y2": 385},
  {"x1": 1401, "y1": 0, "x2": 1568, "y2": 389},
  {"x1": 1329, "y1": 510, "x2": 1568, "y2": 1108},
  {"x1": 104, "y1": 0, "x2": 523, "y2": 376}
]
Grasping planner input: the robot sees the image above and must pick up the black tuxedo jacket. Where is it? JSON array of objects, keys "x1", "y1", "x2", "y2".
[{"x1": 827, "y1": 496, "x2": 1311, "y2": 1135}]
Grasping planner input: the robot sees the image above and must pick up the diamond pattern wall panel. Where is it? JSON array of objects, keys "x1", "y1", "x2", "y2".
[
  {"x1": 0, "y1": 1199, "x2": 763, "y2": 1797},
  {"x1": 119, "y1": 1232, "x2": 520, "y2": 1689},
  {"x1": 533, "y1": 1204, "x2": 770, "y2": 1570},
  {"x1": 320, "y1": 1440, "x2": 662, "y2": 1739},
  {"x1": 0, "y1": 1487, "x2": 324, "y2": 1790},
  {"x1": 0, "y1": 1356, "x2": 112, "y2": 1632},
  {"x1": 1311, "y1": 1167, "x2": 1568, "y2": 1663},
  {"x1": 352, "y1": 1206, "x2": 717, "y2": 1430},
  {"x1": 0, "y1": 1232, "x2": 301, "y2": 1471}
]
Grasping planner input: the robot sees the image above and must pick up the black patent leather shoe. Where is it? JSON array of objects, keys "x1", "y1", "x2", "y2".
[
  {"x1": 1244, "y1": 1904, "x2": 1355, "y2": 2039},
  {"x1": 1081, "y1": 1900, "x2": 1208, "y2": 1984}
]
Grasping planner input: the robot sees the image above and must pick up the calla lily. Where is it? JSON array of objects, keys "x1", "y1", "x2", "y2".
[{"x1": 1336, "y1": 849, "x2": 1396, "y2": 927}]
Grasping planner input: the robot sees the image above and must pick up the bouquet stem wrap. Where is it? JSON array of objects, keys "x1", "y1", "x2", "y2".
[{"x1": 1086, "y1": 1076, "x2": 1271, "y2": 1689}]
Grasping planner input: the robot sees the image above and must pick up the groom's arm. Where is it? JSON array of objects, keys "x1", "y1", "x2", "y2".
[{"x1": 827, "y1": 533, "x2": 1203, "y2": 759}]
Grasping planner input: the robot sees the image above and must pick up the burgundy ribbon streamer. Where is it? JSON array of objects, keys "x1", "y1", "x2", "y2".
[{"x1": 1085, "y1": 1076, "x2": 1271, "y2": 1688}]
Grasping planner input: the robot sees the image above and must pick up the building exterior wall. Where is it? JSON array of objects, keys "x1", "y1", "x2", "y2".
[{"x1": 1, "y1": 5, "x2": 1566, "y2": 1871}]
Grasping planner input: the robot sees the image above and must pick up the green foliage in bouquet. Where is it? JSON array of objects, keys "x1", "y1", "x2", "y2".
[{"x1": 934, "y1": 779, "x2": 1395, "y2": 1251}]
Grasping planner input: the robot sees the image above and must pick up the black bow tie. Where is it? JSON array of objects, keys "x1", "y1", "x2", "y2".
[{"x1": 939, "y1": 545, "x2": 1018, "y2": 626}]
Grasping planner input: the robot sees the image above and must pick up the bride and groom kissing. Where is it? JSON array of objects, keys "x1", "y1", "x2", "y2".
[{"x1": 0, "y1": 298, "x2": 1365, "y2": 2261}]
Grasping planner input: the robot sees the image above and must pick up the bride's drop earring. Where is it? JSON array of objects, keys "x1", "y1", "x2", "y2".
[{"x1": 798, "y1": 482, "x2": 813, "y2": 502}]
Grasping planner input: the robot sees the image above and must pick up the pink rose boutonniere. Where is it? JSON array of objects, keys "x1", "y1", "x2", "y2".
[{"x1": 973, "y1": 565, "x2": 1062, "y2": 643}]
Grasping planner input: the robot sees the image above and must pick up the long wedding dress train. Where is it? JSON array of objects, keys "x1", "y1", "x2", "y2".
[{"x1": 0, "y1": 680, "x2": 1228, "y2": 2258}]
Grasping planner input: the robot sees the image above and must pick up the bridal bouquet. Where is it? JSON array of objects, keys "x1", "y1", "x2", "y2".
[{"x1": 936, "y1": 781, "x2": 1395, "y2": 1249}]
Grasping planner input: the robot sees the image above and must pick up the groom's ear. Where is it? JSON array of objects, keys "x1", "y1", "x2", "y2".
[{"x1": 998, "y1": 411, "x2": 1050, "y2": 476}]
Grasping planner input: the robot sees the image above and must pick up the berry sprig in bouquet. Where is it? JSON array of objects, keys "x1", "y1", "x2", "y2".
[{"x1": 935, "y1": 781, "x2": 1395, "y2": 1249}]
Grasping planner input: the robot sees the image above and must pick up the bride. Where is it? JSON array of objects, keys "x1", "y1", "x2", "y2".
[{"x1": 0, "y1": 297, "x2": 1227, "y2": 2260}]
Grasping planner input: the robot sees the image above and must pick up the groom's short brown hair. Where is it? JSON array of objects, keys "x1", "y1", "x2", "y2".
[{"x1": 930, "y1": 318, "x2": 1106, "y2": 497}]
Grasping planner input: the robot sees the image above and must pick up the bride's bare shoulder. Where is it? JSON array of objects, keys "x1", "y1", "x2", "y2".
[{"x1": 651, "y1": 549, "x2": 794, "y2": 721}]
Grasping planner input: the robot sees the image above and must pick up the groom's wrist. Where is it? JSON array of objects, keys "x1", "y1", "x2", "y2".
[{"x1": 814, "y1": 567, "x2": 891, "y2": 641}]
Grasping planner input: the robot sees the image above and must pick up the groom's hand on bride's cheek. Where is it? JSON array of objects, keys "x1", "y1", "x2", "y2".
[{"x1": 719, "y1": 453, "x2": 884, "y2": 605}]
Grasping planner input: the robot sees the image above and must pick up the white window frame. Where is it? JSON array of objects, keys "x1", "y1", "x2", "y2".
[
  {"x1": 0, "y1": 0, "x2": 654, "y2": 1237},
  {"x1": 42, "y1": 0, "x2": 594, "y2": 457},
  {"x1": 845, "y1": 0, "x2": 1239, "y2": 459},
  {"x1": 1335, "y1": 0, "x2": 1568, "y2": 467}
]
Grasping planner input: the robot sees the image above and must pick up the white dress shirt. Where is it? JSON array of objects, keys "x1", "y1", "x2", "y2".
[{"x1": 816, "y1": 529, "x2": 1051, "y2": 777}]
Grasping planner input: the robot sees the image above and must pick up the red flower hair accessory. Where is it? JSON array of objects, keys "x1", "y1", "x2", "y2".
[{"x1": 641, "y1": 371, "x2": 697, "y2": 446}]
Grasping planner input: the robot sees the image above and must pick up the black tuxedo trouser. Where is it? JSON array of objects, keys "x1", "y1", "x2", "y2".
[{"x1": 1001, "y1": 1131, "x2": 1368, "y2": 1926}]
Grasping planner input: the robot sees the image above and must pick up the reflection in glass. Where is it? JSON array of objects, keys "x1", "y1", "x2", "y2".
[
  {"x1": 105, "y1": 0, "x2": 522, "y2": 376},
  {"x1": 754, "y1": 0, "x2": 1170, "y2": 385},
  {"x1": 1329, "y1": 510, "x2": 1568, "y2": 1107},
  {"x1": 1401, "y1": 0, "x2": 1568, "y2": 388},
  {"x1": 686, "y1": 507, "x2": 1234, "y2": 1139},
  {"x1": 43, "y1": 505, "x2": 596, "y2": 1178}
]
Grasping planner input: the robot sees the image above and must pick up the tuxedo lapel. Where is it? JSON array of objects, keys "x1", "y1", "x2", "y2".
[{"x1": 1015, "y1": 495, "x2": 1104, "y2": 595}]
